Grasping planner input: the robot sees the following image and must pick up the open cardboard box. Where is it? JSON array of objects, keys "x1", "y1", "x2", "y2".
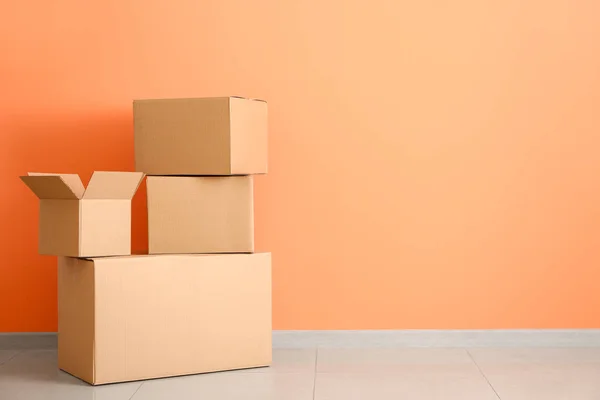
[{"x1": 20, "y1": 171, "x2": 144, "y2": 257}]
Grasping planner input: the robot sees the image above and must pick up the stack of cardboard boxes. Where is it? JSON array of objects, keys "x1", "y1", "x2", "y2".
[{"x1": 20, "y1": 97, "x2": 271, "y2": 385}]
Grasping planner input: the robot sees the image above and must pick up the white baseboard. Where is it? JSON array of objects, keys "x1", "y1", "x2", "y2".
[
  {"x1": 0, "y1": 333, "x2": 57, "y2": 350},
  {"x1": 2, "y1": 330, "x2": 600, "y2": 350},
  {"x1": 272, "y1": 330, "x2": 600, "y2": 348}
]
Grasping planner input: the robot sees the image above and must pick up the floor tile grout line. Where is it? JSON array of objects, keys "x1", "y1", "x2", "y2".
[
  {"x1": 312, "y1": 347, "x2": 319, "y2": 400},
  {"x1": 466, "y1": 349, "x2": 502, "y2": 400},
  {"x1": 128, "y1": 381, "x2": 144, "y2": 400}
]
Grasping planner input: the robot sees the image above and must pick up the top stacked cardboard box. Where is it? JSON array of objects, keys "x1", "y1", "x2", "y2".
[
  {"x1": 134, "y1": 96, "x2": 267, "y2": 175},
  {"x1": 134, "y1": 96, "x2": 267, "y2": 254}
]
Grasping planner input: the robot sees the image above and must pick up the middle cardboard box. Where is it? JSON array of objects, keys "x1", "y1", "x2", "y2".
[{"x1": 147, "y1": 175, "x2": 254, "y2": 254}]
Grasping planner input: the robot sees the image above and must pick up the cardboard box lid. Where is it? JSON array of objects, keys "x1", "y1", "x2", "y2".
[
  {"x1": 134, "y1": 95, "x2": 266, "y2": 104},
  {"x1": 20, "y1": 171, "x2": 144, "y2": 200},
  {"x1": 230, "y1": 95, "x2": 266, "y2": 103}
]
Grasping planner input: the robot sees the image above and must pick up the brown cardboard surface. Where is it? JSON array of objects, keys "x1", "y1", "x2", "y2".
[
  {"x1": 58, "y1": 253, "x2": 272, "y2": 385},
  {"x1": 134, "y1": 97, "x2": 267, "y2": 175},
  {"x1": 58, "y1": 257, "x2": 95, "y2": 384},
  {"x1": 38, "y1": 200, "x2": 79, "y2": 256},
  {"x1": 27, "y1": 172, "x2": 87, "y2": 198},
  {"x1": 80, "y1": 200, "x2": 131, "y2": 256},
  {"x1": 20, "y1": 171, "x2": 144, "y2": 257},
  {"x1": 83, "y1": 171, "x2": 144, "y2": 199},
  {"x1": 229, "y1": 97, "x2": 268, "y2": 174},
  {"x1": 21, "y1": 175, "x2": 81, "y2": 199},
  {"x1": 147, "y1": 176, "x2": 254, "y2": 254}
]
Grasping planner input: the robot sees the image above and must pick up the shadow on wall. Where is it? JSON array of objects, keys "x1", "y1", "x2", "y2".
[{"x1": 0, "y1": 109, "x2": 147, "y2": 331}]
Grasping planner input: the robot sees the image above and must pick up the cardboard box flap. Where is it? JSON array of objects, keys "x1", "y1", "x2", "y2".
[
  {"x1": 20, "y1": 173, "x2": 84, "y2": 199},
  {"x1": 230, "y1": 96, "x2": 266, "y2": 103},
  {"x1": 83, "y1": 172, "x2": 145, "y2": 200}
]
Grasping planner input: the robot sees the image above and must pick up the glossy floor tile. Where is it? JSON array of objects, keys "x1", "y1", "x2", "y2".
[
  {"x1": 469, "y1": 348, "x2": 600, "y2": 400},
  {"x1": 314, "y1": 370, "x2": 499, "y2": 400},
  {"x1": 235, "y1": 348, "x2": 316, "y2": 374},
  {"x1": 317, "y1": 348, "x2": 474, "y2": 373},
  {"x1": 4, "y1": 347, "x2": 600, "y2": 399},
  {"x1": 0, "y1": 350, "x2": 142, "y2": 400},
  {"x1": 469, "y1": 347, "x2": 600, "y2": 364},
  {"x1": 477, "y1": 363, "x2": 600, "y2": 400},
  {"x1": 132, "y1": 372, "x2": 314, "y2": 400}
]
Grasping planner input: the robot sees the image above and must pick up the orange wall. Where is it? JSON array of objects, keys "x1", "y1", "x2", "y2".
[{"x1": 2, "y1": 1, "x2": 600, "y2": 331}]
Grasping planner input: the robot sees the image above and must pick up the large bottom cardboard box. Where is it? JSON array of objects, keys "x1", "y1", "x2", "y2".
[
  {"x1": 147, "y1": 175, "x2": 254, "y2": 254},
  {"x1": 58, "y1": 253, "x2": 271, "y2": 385}
]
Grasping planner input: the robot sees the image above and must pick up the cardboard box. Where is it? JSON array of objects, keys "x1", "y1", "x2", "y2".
[
  {"x1": 147, "y1": 175, "x2": 254, "y2": 254},
  {"x1": 20, "y1": 171, "x2": 144, "y2": 257},
  {"x1": 134, "y1": 97, "x2": 268, "y2": 175},
  {"x1": 58, "y1": 253, "x2": 272, "y2": 385}
]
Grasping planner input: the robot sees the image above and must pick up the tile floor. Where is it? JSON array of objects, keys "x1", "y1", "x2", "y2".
[{"x1": 2, "y1": 347, "x2": 600, "y2": 399}]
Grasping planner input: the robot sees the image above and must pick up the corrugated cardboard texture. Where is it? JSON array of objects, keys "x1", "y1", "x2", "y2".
[
  {"x1": 134, "y1": 97, "x2": 267, "y2": 175},
  {"x1": 83, "y1": 171, "x2": 144, "y2": 199},
  {"x1": 27, "y1": 172, "x2": 87, "y2": 198},
  {"x1": 58, "y1": 257, "x2": 95, "y2": 384},
  {"x1": 58, "y1": 253, "x2": 272, "y2": 385},
  {"x1": 134, "y1": 97, "x2": 231, "y2": 175},
  {"x1": 20, "y1": 171, "x2": 144, "y2": 257},
  {"x1": 21, "y1": 175, "x2": 82, "y2": 199},
  {"x1": 80, "y1": 200, "x2": 131, "y2": 257},
  {"x1": 147, "y1": 176, "x2": 254, "y2": 254},
  {"x1": 39, "y1": 200, "x2": 79, "y2": 256}
]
